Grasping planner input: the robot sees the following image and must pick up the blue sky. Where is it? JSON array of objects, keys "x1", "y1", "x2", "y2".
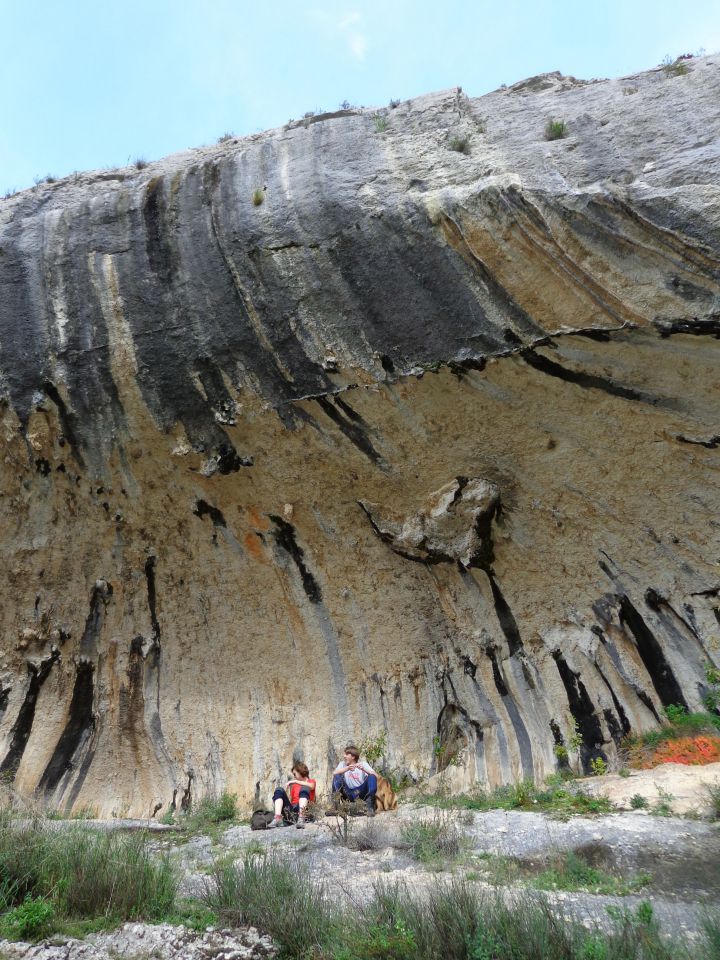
[{"x1": 1, "y1": 0, "x2": 718, "y2": 195}]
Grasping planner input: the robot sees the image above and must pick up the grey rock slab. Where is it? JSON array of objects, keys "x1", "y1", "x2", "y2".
[{"x1": 0, "y1": 924, "x2": 276, "y2": 959}]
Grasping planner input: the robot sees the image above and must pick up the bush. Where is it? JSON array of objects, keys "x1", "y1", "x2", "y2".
[
  {"x1": 252, "y1": 188, "x2": 264, "y2": 206},
  {"x1": 545, "y1": 120, "x2": 568, "y2": 141},
  {"x1": 448, "y1": 135, "x2": 470, "y2": 155},
  {"x1": 661, "y1": 55, "x2": 690, "y2": 76},
  {"x1": 373, "y1": 114, "x2": 389, "y2": 133},
  {"x1": 399, "y1": 812, "x2": 462, "y2": 868},
  {"x1": 182, "y1": 791, "x2": 238, "y2": 832},
  {"x1": 134, "y1": 157, "x2": 148, "y2": 170},
  {"x1": 203, "y1": 853, "x2": 338, "y2": 957},
  {"x1": 705, "y1": 782, "x2": 720, "y2": 820},
  {"x1": 0, "y1": 896, "x2": 55, "y2": 941},
  {"x1": 0, "y1": 817, "x2": 178, "y2": 937},
  {"x1": 630, "y1": 794, "x2": 648, "y2": 809}
]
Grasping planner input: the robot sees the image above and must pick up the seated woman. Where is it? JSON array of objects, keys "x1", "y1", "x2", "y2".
[
  {"x1": 268, "y1": 761, "x2": 317, "y2": 829},
  {"x1": 331, "y1": 744, "x2": 377, "y2": 816}
]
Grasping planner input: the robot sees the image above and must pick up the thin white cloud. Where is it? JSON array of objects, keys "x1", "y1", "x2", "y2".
[
  {"x1": 338, "y1": 11, "x2": 362, "y2": 29},
  {"x1": 310, "y1": 7, "x2": 368, "y2": 61},
  {"x1": 348, "y1": 30, "x2": 367, "y2": 60}
]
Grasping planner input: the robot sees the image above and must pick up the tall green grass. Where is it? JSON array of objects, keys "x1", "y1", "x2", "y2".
[
  {"x1": 204, "y1": 853, "x2": 338, "y2": 957},
  {"x1": 0, "y1": 813, "x2": 177, "y2": 938},
  {"x1": 203, "y1": 854, "x2": 714, "y2": 960}
]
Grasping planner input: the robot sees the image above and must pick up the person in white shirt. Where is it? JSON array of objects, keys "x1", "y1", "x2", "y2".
[{"x1": 331, "y1": 744, "x2": 377, "y2": 816}]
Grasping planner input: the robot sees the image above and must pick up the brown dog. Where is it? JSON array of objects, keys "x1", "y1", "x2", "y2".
[{"x1": 374, "y1": 775, "x2": 398, "y2": 812}]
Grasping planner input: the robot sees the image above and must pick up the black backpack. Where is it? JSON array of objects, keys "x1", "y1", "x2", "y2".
[{"x1": 250, "y1": 809, "x2": 275, "y2": 830}]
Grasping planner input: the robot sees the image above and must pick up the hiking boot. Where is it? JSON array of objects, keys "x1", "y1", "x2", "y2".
[
  {"x1": 267, "y1": 816, "x2": 284, "y2": 829},
  {"x1": 296, "y1": 816, "x2": 306, "y2": 829},
  {"x1": 366, "y1": 798, "x2": 376, "y2": 817}
]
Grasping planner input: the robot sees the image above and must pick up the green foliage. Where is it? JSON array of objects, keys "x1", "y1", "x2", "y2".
[
  {"x1": 202, "y1": 853, "x2": 339, "y2": 957},
  {"x1": 447, "y1": 135, "x2": 471, "y2": 154},
  {"x1": 554, "y1": 744, "x2": 569, "y2": 763},
  {"x1": 433, "y1": 734, "x2": 463, "y2": 768},
  {"x1": 703, "y1": 664, "x2": 720, "y2": 712},
  {"x1": 623, "y1": 709, "x2": 720, "y2": 758},
  {"x1": 418, "y1": 779, "x2": 613, "y2": 819},
  {"x1": 589, "y1": 758, "x2": 607, "y2": 777},
  {"x1": 372, "y1": 113, "x2": 389, "y2": 133},
  {"x1": 399, "y1": 813, "x2": 462, "y2": 869},
  {"x1": 0, "y1": 895, "x2": 55, "y2": 941},
  {"x1": 532, "y1": 851, "x2": 651, "y2": 896},
  {"x1": 661, "y1": 55, "x2": 690, "y2": 76},
  {"x1": 704, "y1": 781, "x2": 720, "y2": 820},
  {"x1": 252, "y1": 188, "x2": 264, "y2": 206},
  {"x1": 618, "y1": 767, "x2": 631, "y2": 778},
  {"x1": 166, "y1": 901, "x2": 218, "y2": 931},
  {"x1": 630, "y1": 793, "x2": 648, "y2": 809},
  {"x1": 701, "y1": 912, "x2": 720, "y2": 959},
  {"x1": 545, "y1": 119, "x2": 568, "y2": 141},
  {"x1": 652, "y1": 787, "x2": 674, "y2": 817},
  {"x1": 335, "y1": 919, "x2": 417, "y2": 959},
  {"x1": 0, "y1": 817, "x2": 178, "y2": 939},
  {"x1": 706, "y1": 665, "x2": 720, "y2": 686},
  {"x1": 182, "y1": 791, "x2": 238, "y2": 832},
  {"x1": 665, "y1": 703, "x2": 687, "y2": 724},
  {"x1": 361, "y1": 730, "x2": 388, "y2": 766},
  {"x1": 202, "y1": 855, "x2": 713, "y2": 960},
  {"x1": 568, "y1": 718, "x2": 583, "y2": 750}
]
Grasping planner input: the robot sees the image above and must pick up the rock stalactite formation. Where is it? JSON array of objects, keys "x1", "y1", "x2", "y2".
[{"x1": 0, "y1": 58, "x2": 719, "y2": 815}]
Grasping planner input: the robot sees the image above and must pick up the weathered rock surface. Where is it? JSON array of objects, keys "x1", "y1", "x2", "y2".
[
  {"x1": 0, "y1": 56, "x2": 719, "y2": 815},
  {"x1": 0, "y1": 923, "x2": 276, "y2": 959}
]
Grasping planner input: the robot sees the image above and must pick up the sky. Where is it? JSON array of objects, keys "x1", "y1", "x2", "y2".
[{"x1": 1, "y1": 0, "x2": 719, "y2": 195}]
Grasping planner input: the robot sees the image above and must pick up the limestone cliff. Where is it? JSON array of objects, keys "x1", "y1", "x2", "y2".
[{"x1": 0, "y1": 57, "x2": 719, "y2": 816}]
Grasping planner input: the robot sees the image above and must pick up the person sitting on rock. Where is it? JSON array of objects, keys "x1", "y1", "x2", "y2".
[
  {"x1": 268, "y1": 761, "x2": 317, "y2": 829},
  {"x1": 331, "y1": 744, "x2": 378, "y2": 816}
]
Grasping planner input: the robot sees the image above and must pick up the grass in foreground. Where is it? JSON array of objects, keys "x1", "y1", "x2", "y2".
[
  {"x1": 0, "y1": 813, "x2": 178, "y2": 941},
  {"x1": 203, "y1": 853, "x2": 717, "y2": 959}
]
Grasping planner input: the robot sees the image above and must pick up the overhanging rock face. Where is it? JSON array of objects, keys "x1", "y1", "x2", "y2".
[{"x1": 0, "y1": 59, "x2": 719, "y2": 816}]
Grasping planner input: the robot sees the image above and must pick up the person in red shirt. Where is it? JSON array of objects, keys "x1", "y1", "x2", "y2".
[{"x1": 268, "y1": 761, "x2": 316, "y2": 829}]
